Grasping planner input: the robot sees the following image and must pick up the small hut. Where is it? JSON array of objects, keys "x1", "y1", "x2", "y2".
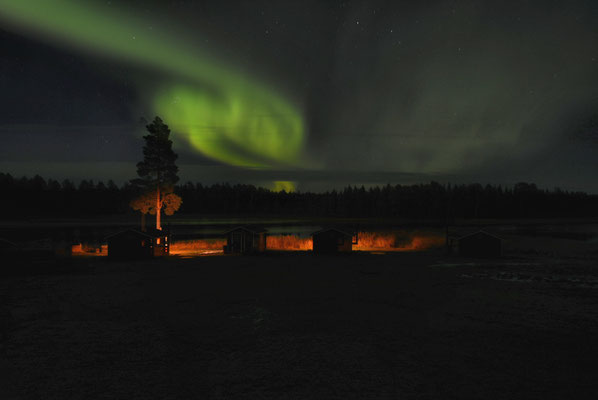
[
  {"x1": 224, "y1": 226, "x2": 267, "y2": 254},
  {"x1": 106, "y1": 229, "x2": 169, "y2": 259},
  {"x1": 457, "y1": 230, "x2": 502, "y2": 258},
  {"x1": 312, "y1": 228, "x2": 356, "y2": 253}
]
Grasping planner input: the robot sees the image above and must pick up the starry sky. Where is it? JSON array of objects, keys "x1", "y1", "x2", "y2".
[{"x1": 0, "y1": 0, "x2": 597, "y2": 192}]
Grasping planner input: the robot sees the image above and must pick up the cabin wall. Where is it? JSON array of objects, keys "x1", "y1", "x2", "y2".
[
  {"x1": 108, "y1": 237, "x2": 153, "y2": 259},
  {"x1": 226, "y1": 230, "x2": 265, "y2": 254},
  {"x1": 338, "y1": 238, "x2": 352, "y2": 252},
  {"x1": 313, "y1": 231, "x2": 352, "y2": 253},
  {"x1": 257, "y1": 233, "x2": 266, "y2": 252},
  {"x1": 226, "y1": 231, "x2": 245, "y2": 253},
  {"x1": 153, "y1": 236, "x2": 169, "y2": 257},
  {"x1": 153, "y1": 245, "x2": 168, "y2": 257}
]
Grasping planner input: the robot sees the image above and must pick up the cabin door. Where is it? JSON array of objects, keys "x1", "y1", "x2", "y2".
[{"x1": 231, "y1": 232, "x2": 244, "y2": 253}]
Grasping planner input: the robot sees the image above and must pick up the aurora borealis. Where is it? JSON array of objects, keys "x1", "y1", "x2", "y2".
[
  {"x1": 0, "y1": 0, "x2": 305, "y2": 169},
  {"x1": 0, "y1": 0, "x2": 597, "y2": 191}
]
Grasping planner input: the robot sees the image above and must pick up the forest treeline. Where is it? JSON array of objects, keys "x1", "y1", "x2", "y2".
[{"x1": 1, "y1": 172, "x2": 597, "y2": 219}]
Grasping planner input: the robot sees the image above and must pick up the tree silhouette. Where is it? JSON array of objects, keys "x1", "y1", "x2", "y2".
[
  {"x1": 130, "y1": 188, "x2": 182, "y2": 231},
  {"x1": 130, "y1": 191, "x2": 153, "y2": 232},
  {"x1": 132, "y1": 116, "x2": 180, "y2": 230}
]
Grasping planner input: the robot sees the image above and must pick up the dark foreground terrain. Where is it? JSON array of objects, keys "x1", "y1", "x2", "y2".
[{"x1": 1, "y1": 252, "x2": 598, "y2": 399}]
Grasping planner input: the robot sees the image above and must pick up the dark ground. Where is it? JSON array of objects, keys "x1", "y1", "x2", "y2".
[{"x1": 1, "y1": 252, "x2": 598, "y2": 399}]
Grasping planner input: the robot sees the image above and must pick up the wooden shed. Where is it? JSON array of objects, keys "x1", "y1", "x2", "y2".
[
  {"x1": 106, "y1": 229, "x2": 169, "y2": 259},
  {"x1": 224, "y1": 226, "x2": 267, "y2": 254},
  {"x1": 457, "y1": 230, "x2": 502, "y2": 258},
  {"x1": 312, "y1": 228, "x2": 356, "y2": 253}
]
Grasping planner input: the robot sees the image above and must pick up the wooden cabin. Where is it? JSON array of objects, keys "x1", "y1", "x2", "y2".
[
  {"x1": 224, "y1": 226, "x2": 267, "y2": 254},
  {"x1": 106, "y1": 229, "x2": 169, "y2": 259},
  {"x1": 312, "y1": 228, "x2": 356, "y2": 253},
  {"x1": 457, "y1": 230, "x2": 502, "y2": 258}
]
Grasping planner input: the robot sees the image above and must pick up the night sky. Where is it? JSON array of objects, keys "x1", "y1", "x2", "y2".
[{"x1": 1, "y1": 0, "x2": 597, "y2": 192}]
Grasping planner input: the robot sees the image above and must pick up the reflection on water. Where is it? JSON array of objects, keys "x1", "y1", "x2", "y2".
[
  {"x1": 266, "y1": 232, "x2": 445, "y2": 252},
  {"x1": 72, "y1": 243, "x2": 107, "y2": 256},
  {"x1": 73, "y1": 230, "x2": 446, "y2": 257},
  {"x1": 170, "y1": 239, "x2": 226, "y2": 256},
  {"x1": 168, "y1": 231, "x2": 444, "y2": 254},
  {"x1": 267, "y1": 235, "x2": 312, "y2": 250},
  {"x1": 355, "y1": 232, "x2": 444, "y2": 251}
]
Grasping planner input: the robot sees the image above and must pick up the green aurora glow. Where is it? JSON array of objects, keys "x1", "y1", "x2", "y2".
[{"x1": 0, "y1": 0, "x2": 305, "y2": 168}]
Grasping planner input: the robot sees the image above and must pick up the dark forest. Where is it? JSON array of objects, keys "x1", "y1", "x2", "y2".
[{"x1": 2, "y1": 172, "x2": 596, "y2": 219}]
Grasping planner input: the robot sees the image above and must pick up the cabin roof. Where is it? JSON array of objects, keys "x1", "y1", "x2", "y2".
[
  {"x1": 311, "y1": 228, "x2": 353, "y2": 237},
  {"x1": 224, "y1": 225, "x2": 268, "y2": 235},
  {"x1": 457, "y1": 230, "x2": 502, "y2": 241}
]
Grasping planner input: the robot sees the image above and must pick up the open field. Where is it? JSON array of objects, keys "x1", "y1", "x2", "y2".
[{"x1": 1, "y1": 250, "x2": 598, "y2": 399}]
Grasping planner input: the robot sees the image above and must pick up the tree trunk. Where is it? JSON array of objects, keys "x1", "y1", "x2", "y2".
[{"x1": 156, "y1": 185, "x2": 161, "y2": 230}]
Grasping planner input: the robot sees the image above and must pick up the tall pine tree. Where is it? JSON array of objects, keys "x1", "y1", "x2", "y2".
[{"x1": 132, "y1": 116, "x2": 180, "y2": 230}]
